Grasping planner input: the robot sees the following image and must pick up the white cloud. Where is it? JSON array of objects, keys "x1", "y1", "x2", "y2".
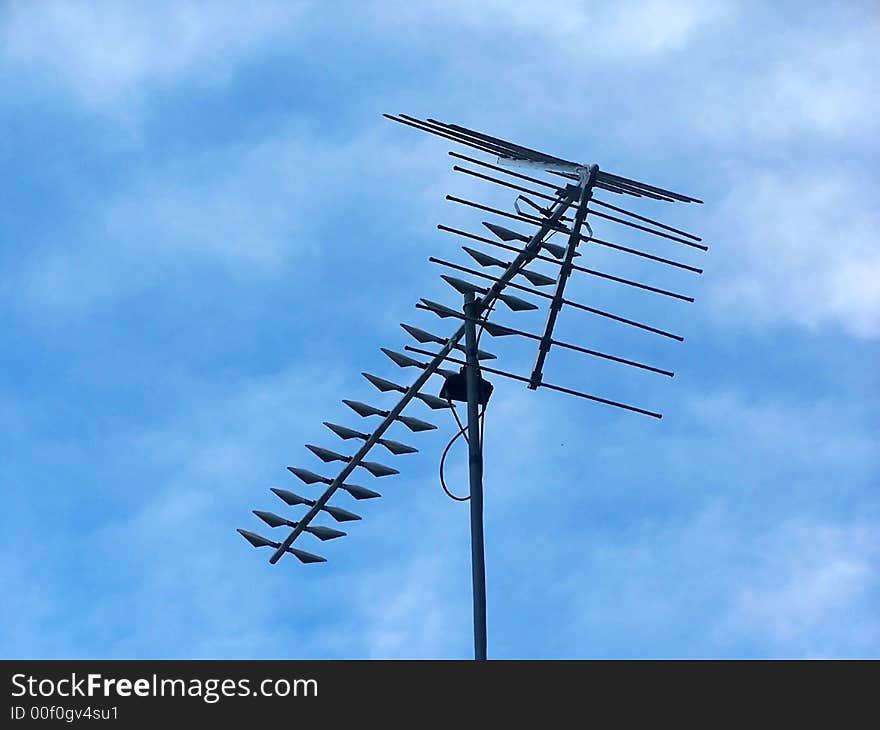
[
  {"x1": 683, "y1": 390, "x2": 877, "y2": 470},
  {"x1": 102, "y1": 133, "x2": 325, "y2": 268},
  {"x1": 0, "y1": 0, "x2": 737, "y2": 120},
  {"x1": 381, "y1": 0, "x2": 732, "y2": 57},
  {"x1": 0, "y1": 361, "x2": 355, "y2": 658},
  {"x1": 356, "y1": 554, "x2": 465, "y2": 658},
  {"x1": 17, "y1": 121, "x2": 438, "y2": 317},
  {"x1": 0, "y1": 0, "x2": 303, "y2": 110},
  {"x1": 721, "y1": 521, "x2": 878, "y2": 653},
  {"x1": 7, "y1": 1, "x2": 876, "y2": 345},
  {"x1": 709, "y1": 168, "x2": 880, "y2": 338},
  {"x1": 545, "y1": 506, "x2": 879, "y2": 657},
  {"x1": 694, "y1": 24, "x2": 879, "y2": 142},
  {"x1": 475, "y1": 385, "x2": 878, "y2": 656}
]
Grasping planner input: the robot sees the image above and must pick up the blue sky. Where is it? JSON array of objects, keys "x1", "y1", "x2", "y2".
[{"x1": 1, "y1": 1, "x2": 877, "y2": 659}]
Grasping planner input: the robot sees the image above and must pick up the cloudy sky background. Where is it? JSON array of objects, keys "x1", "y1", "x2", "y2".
[{"x1": 1, "y1": 0, "x2": 877, "y2": 658}]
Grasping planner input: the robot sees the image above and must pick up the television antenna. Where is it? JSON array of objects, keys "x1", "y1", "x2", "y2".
[{"x1": 238, "y1": 114, "x2": 706, "y2": 660}]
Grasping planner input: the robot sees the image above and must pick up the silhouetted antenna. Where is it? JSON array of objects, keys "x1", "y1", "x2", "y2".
[{"x1": 239, "y1": 113, "x2": 706, "y2": 661}]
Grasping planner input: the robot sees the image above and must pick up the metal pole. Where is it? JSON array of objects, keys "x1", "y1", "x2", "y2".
[
  {"x1": 463, "y1": 290, "x2": 487, "y2": 660},
  {"x1": 529, "y1": 165, "x2": 598, "y2": 389}
]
